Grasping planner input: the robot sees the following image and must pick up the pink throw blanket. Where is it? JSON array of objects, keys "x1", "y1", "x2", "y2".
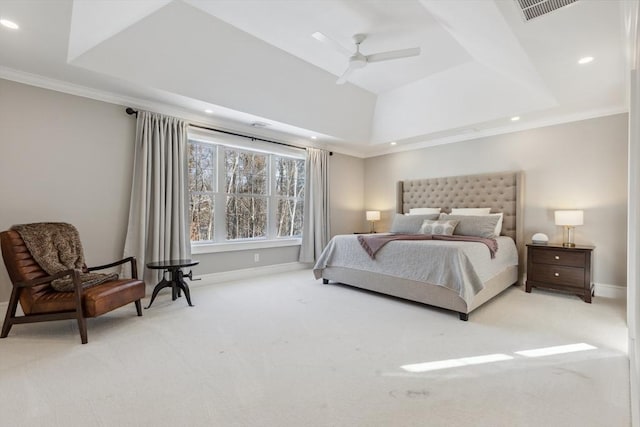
[{"x1": 357, "y1": 233, "x2": 498, "y2": 259}]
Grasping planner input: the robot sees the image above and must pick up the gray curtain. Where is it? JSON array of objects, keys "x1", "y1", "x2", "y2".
[
  {"x1": 123, "y1": 111, "x2": 190, "y2": 285},
  {"x1": 299, "y1": 148, "x2": 330, "y2": 263}
]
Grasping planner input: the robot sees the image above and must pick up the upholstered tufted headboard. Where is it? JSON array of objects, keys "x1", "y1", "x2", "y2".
[{"x1": 396, "y1": 171, "x2": 523, "y2": 246}]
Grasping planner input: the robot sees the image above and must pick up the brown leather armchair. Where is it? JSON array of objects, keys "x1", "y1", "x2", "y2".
[{"x1": 0, "y1": 229, "x2": 145, "y2": 344}]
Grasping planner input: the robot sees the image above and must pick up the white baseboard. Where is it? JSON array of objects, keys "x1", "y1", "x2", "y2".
[
  {"x1": 193, "y1": 262, "x2": 311, "y2": 287},
  {"x1": 593, "y1": 283, "x2": 627, "y2": 299}
]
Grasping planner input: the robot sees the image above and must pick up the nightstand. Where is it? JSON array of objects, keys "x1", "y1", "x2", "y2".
[{"x1": 525, "y1": 243, "x2": 594, "y2": 303}]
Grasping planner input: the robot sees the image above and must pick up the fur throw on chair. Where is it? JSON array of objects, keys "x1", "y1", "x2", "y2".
[{"x1": 12, "y1": 222, "x2": 118, "y2": 292}]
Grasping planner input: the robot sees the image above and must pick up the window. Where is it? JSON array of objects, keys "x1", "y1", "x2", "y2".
[
  {"x1": 188, "y1": 142, "x2": 216, "y2": 241},
  {"x1": 188, "y1": 131, "x2": 305, "y2": 247},
  {"x1": 274, "y1": 156, "x2": 305, "y2": 237},
  {"x1": 224, "y1": 149, "x2": 268, "y2": 239}
]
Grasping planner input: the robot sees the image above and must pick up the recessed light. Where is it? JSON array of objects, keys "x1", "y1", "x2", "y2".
[
  {"x1": 511, "y1": 116, "x2": 520, "y2": 122},
  {"x1": 204, "y1": 109, "x2": 213, "y2": 114},
  {"x1": 390, "y1": 141, "x2": 397, "y2": 146},
  {"x1": 310, "y1": 136, "x2": 317, "y2": 140},
  {"x1": 0, "y1": 18, "x2": 19, "y2": 30},
  {"x1": 578, "y1": 56, "x2": 594, "y2": 65}
]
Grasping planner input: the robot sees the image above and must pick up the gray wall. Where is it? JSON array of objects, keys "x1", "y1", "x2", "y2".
[
  {"x1": 329, "y1": 152, "x2": 365, "y2": 236},
  {"x1": 0, "y1": 79, "x2": 136, "y2": 302},
  {"x1": 193, "y1": 246, "x2": 301, "y2": 275},
  {"x1": 0, "y1": 79, "x2": 365, "y2": 301},
  {"x1": 364, "y1": 114, "x2": 629, "y2": 287}
]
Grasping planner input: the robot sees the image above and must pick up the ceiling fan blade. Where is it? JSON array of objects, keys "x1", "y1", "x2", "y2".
[
  {"x1": 336, "y1": 65, "x2": 356, "y2": 85},
  {"x1": 312, "y1": 31, "x2": 353, "y2": 57},
  {"x1": 366, "y1": 47, "x2": 421, "y2": 63}
]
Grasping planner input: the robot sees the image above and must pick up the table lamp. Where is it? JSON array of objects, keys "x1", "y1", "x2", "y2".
[
  {"x1": 366, "y1": 210, "x2": 380, "y2": 233},
  {"x1": 554, "y1": 210, "x2": 583, "y2": 247}
]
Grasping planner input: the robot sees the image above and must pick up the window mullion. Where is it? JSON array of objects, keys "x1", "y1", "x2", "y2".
[
  {"x1": 214, "y1": 145, "x2": 226, "y2": 242},
  {"x1": 268, "y1": 155, "x2": 277, "y2": 240}
]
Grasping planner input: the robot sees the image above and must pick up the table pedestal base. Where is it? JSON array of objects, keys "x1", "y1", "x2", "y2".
[{"x1": 146, "y1": 268, "x2": 193, "y2": 309}]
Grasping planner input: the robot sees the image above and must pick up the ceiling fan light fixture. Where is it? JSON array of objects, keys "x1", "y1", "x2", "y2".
[{"x1": 349, "y1": 55, "x2": 367, "y2": 69}]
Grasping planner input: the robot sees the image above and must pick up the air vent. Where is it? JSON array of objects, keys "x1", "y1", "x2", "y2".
[{"x1": 516, "y1": 0, "x2": 579, "y2": 21}]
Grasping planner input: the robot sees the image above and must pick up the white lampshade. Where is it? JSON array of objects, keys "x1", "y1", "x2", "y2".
[
  {"x1": 366, "y1": 210, "x2": 381, "y2": 221},
  {"x1": 554, "y1": 210, "x2": 583, "y2": 226}
]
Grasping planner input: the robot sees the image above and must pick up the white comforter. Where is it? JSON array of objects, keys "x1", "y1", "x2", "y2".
[{"x1": 313, "y1": 234, "x2": 518, "y2": 304}]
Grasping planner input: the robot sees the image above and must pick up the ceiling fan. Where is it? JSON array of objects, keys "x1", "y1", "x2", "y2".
[{"x1": 312, "y1": 32, "x2": 421, "y2": 85}]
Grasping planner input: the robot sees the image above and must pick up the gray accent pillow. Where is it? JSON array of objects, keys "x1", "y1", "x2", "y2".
[
  {"x1": 419, "y1": 219, "x2": 459, "y2": 236},
  {"x1": 438, "y1": 214, "x2": 500, "y2": 238},
  {"x1": 390, "y1": 213, "x2": 440, "y2": 234}
]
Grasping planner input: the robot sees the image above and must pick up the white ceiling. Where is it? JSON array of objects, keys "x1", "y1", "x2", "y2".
[{"x1": 0, "y1": 0, "x2": 631, "y2": 157}]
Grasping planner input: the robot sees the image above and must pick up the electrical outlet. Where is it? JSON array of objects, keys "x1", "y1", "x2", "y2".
[{"x1": 254, "y1": 253, "x2": 260, "y2": 262}]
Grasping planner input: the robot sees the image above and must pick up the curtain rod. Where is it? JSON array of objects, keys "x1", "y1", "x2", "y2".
[{"x1": 125, "y1": 108, "x2": 332, "y2": 156}]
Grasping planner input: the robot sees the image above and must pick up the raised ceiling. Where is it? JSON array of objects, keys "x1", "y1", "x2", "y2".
[{"x1": 0, "y1": 0, "x2": 630, "y2": 157}]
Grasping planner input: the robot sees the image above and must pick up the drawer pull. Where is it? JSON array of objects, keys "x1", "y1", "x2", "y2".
[
  {"x1": 554, "y1": 273, "x2": 560, "y2": 277},
  {"x1": 554, "y1": 256, "x2": 560, "y2": 260}
]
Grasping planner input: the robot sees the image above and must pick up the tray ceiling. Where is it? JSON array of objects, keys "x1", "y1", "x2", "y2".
[{"x1": 0, "y1": 0, "x2": 629, "y2": 156}]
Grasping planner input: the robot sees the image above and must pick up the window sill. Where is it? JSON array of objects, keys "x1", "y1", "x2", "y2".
[{"x1": 191, "y1": 238, "x2": 302, "y2": 254}]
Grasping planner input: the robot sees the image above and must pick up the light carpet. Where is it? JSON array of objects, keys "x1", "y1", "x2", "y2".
[{"x1": 0, "y1": 269, "x2": 630, "y2": 427}]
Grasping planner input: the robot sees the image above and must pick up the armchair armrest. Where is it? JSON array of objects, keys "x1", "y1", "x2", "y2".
[
  {"x1": 87, "y1": 257, "x2": 139, "y2": 279},
  {"x1": 15, "y1": 269, "x2": 79, "y2": 288}
]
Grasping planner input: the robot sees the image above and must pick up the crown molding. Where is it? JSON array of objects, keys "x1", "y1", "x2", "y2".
[{"x1": 0, "y1": 66, "x2": 140, "y2": 109}]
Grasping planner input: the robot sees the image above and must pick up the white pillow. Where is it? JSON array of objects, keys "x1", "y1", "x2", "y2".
[
  {"x1": 490, "y1": 213, "x2": 504, "y2": 236},
  {"x1": 451, "y1": 208, "x2": 491, "y2": 215},
  {"x1": 408, "y1": 207, "x2": 441, "y2": 215}
]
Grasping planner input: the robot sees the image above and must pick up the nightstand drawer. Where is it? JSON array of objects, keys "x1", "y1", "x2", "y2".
[
  {"x1": 529, "y1": 265, "x2": 585, "y2": 288},
  {"x1": 531, "y1": 249, "x2": 586, "y2": 268}
]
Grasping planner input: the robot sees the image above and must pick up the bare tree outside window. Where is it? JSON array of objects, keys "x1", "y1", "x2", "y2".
[
  {"x1": 188, "y1": 142, "x2": 215, "y2": 241},
  {"x1": 275, "y1": 156, "x2": 305, "y2": 237},
  {"x1": 225, "y1": 149, "x2": 268, "y2": 240}
]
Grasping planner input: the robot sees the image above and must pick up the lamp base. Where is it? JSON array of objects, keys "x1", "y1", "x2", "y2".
[{"x1": 562, "y1": 226, "x2": 576, "y2": 248}]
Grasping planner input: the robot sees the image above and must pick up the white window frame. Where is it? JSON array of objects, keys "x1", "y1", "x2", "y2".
[{"x1": 188, "y1": 128, "x2": 304, "y2": 254}]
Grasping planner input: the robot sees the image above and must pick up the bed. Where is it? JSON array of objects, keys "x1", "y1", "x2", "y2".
[{"x1": 313, "y1": 171, "x2": 524, "y2": 320}]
